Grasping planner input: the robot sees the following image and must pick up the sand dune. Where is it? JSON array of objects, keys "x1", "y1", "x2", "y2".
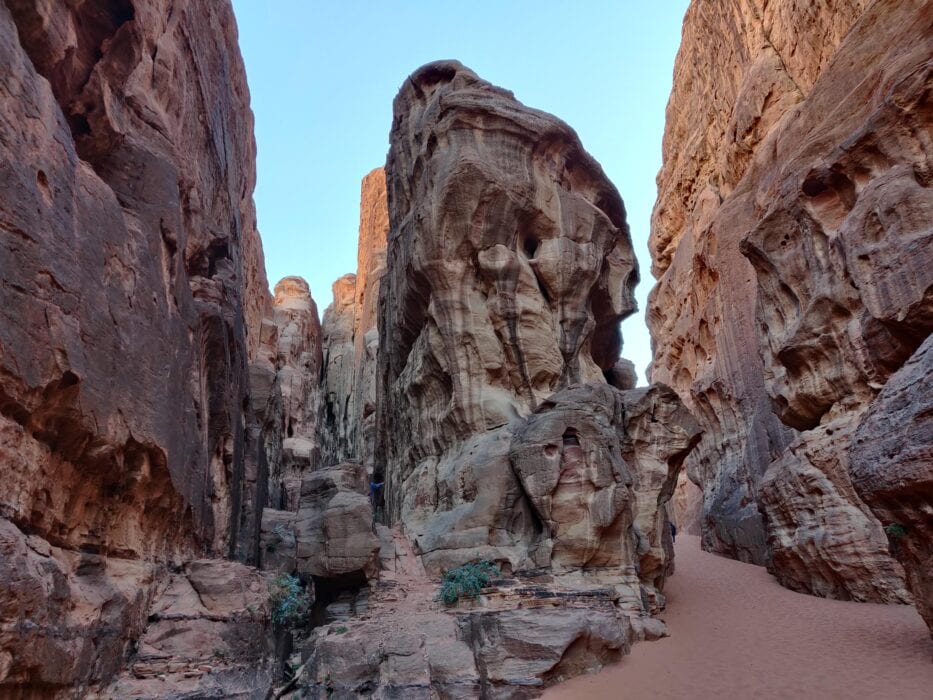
[{"x1": 546, "y1": 535, "x2": 933, "y2": 699}]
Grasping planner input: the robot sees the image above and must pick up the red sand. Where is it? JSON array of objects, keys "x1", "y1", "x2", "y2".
[{"x1": 545, "y1": 535, "x2": 933, "y2": 699}]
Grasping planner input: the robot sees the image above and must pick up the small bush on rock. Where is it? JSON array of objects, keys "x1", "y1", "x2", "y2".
[
  {"x1": 438, "y1": 560, "x2": 500, "y2": 605},
  {"x1": 269, "y1": 573, "x2": 311, "y2": 627},
  {"x1": 884, "y1": 523, "x2": 907, "y2": 540}
]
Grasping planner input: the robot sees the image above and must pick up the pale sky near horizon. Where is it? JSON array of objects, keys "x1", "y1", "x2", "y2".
[{"x1": 231, "y1": 0, "x2": 690, "y2": 384}]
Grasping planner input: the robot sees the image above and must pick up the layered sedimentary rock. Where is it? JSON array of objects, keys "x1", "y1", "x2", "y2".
[
  {"x1": 0, "y1": 0, "x2": 276, "y2": 692},
  {"x1": 649, "y1": 0, "x2": 921, "y2": 603},
  {"x1": 378, "y1": 60, "x2": 639, "y2": 541},
  {"x1": 259, "y1": 461, "x2": 380, "y2": 580},
  {"x1": 320, "y1": 168, "x2": 389, "y2": 470},
  {"x1": 103, "y1": 560, "x2": 275, "y2": 698}
]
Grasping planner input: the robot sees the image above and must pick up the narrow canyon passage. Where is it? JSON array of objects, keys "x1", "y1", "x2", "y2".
[{"x1": 546, "y1": 536, "x2": 933, "y2": 699}]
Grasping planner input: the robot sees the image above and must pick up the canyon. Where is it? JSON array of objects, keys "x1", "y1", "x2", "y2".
[{"x1": 0, "y1": 0, "x2": 929, "y2": 698}]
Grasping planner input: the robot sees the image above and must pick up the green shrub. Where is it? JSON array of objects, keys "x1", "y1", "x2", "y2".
[
  {"x1": 438, "y1": 560, "x2": 500, "y2": 605},
  {"x1": 269, "y1": 573, "x2": 311, "y2": 627},
  {"x1": 884, "y1": 523, "x2": 907, "y2": 540}
]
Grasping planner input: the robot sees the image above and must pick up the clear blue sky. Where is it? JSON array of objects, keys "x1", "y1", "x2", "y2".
[{"x1": 231, "y1": 0, "x2": 689, "y2": 384}]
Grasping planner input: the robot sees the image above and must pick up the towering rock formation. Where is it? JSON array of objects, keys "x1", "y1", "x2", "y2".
[
  {"x1": 650, "y1": 0, "x2": 926, "y2": 609},
  {"x1": 252, "y1": 277, "x2": 323, "y2": 512},
  {"x1": 650, "y1": 0, "x2": 870, "y2": 565},
  {"x1": 245, "y1": 60, "x2": 698, "y2": 697},
  {"x1": 0, "y1": 0, "x2": 278, "y2": 692},
  {"x1": 320, "y1": 168, "x2": 389, "y2": 470},
  {"x1": 377, "y1": 61, "x2": 640, "y2": 551},
  {"x1": 254, "y1": 65, "x2": 700, "y2": 697},
  {"x1": 739, "y1": 0, "x2": 931, "y2": 620}
]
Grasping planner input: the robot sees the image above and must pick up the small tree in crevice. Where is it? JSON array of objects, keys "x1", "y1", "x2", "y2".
[{"x1": 269, "y1": 573, "x2": 311, "y2": 628}]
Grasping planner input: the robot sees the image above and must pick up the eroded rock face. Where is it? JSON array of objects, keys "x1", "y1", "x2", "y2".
[
  {"x1": 0, "y1": 0, "x2": 273, "y2": 692},
  {"x1": 649, "y1": 0, "x2": 920, "y2": 603},
  {"x1": 850, "y1": 336, "x2": 933, "y2": 633},
  {"x1": 0, "y1": 518, "x2": 159, "y2": 693},
  {"x1": 737, "y1": 0, "x2": 931, "y2": 615},
  {"x1": 251, "y1": 277, "x2": 324, "y2": 512},
  {"x1": 378, "y1": 60, "x2": 638, "y2": 537},
  {"x1": 759, "y1": 417, "x2": 909, "y2": 603},
  {"x1": 509, "y1": 383, "x2": 700, "y2": 593},
  {"x1": 260, "y1": 462, "x2": 380, "y2": 580},
  {"x1": 321, "y1": 60, "x2": 701, "y2": 695},
  {"x1": 103, "y1": 560, "x2": 274, "y2": 698},
  {"x1": 648, "y1": 0, "x2": 869, "y2": 565},
  {"x1": 320, "y1": 169, "x2": 389, "y2": 472}
]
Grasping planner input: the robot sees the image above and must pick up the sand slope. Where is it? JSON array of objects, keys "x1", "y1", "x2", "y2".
[{"x1": 546, "y1": 536, "x2": 933, "y2": 699}]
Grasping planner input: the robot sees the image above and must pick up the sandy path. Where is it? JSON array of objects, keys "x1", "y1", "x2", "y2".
[{"x1": 545, "y1": 535, "x2": 933, "y2": 699}]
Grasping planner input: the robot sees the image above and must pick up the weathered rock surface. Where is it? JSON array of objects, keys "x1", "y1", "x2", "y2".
[
  {"x1": 0, "y1": 0, "x2": 277, "y2": 693},
  {"x1": 260, "y1": 461, "x2": 380, "y2": 580},
  {"x1": 251, "y1": 277, "x2": 324, "y2": 512},
  {"x1": 378, "y1": 60, "x2": 639, "y2": 541},
  {"x1": 738, "y1": 0, "x2": 931, "y2": 616},
  {"x1": 102, "y1": 560, "x2": 274, "y2": 699},
  {"x1": 0, "y1": 518, "x2": 159, "y2": 694},
  {"x1": 287, "y1": 530, "x2": 636, "y2": 700},
  {"x1": 301, "y1": 60, "x2": 702, "y2": 696},
  {"x1": 650, "y1": 0, "x2": 923, "y2": 605},
  {"x1": 648, "y1": 0, "x2": 867, "y2": 564},
  {"x1": 759, "y1": 416, "x2": 909, "y2": 603},
  {"x1": 850, "y1": 335, "x2": 933, "y2": 634},
  {"x1": 320, "y1": 168, "x2": 389, "y2": 471}
]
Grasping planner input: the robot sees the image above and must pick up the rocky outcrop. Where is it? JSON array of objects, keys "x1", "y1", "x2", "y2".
[
  {"x1": 0, "y1": 518, "x2": 159, "y2": 694},
  {"x1": 649, "y1": 0, "x2": 922, "y2": 603},
  {"x1": 103, "y1": 560, "x2": 274, "y2": 699},
  {"x1": 759, "y1": 417, "x2": 909, "y2": 603},
  {"x1": 738, "y1": 0, "x2": 931, "y2": 614},
  {"x1": 260, "y1": 462, "x2": 380, "y2": 580},
  {"x1": 320, "y1": 168, "x2": 389, "y2": 471},
  {"x1": 850, "y1": 336, "x2": 933, "y2": 633},
  {"x1": 251, "y1": 277, "x2": 323, "y2": 512},
  {"x1": 288, "y1": 60, "x2": 702, "y2": 696},
  {"x1": 378, "y1": 60, "x2": 639, "y2": 538},
  {"x1": 0, "y1": 0, "x2": 276, "y2": 692}
]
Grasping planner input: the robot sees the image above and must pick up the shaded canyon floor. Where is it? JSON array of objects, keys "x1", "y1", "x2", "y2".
[{"x1": 546, "y1": 536, "x2": 933, "y2": 699}]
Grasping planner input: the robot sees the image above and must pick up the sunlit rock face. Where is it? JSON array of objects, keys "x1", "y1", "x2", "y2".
[
  {"x1": 320, "y1": 168, "x2": 389, "y2": 473},
  {"x1": 378, "y1": 60, "x2": 639, "y2": 549},
  {"x1": 0, "y1": 0, "x2": 276, "y2": 692},
  {"x1": 321, "y1": 60, "x2": 702, "y2": 695},
  {"x1": 649, "y1": 0, "x2": 870, "y2": 567},
  {"x1": 739, "y1": 0, "x2": 931, "y2": 617},
  {"x1": 649, "y1": 0, "x2": 923, "y2": 606}
]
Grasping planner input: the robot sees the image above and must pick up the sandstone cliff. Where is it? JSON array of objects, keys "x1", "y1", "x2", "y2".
[
  {"x1": 740, "y1": 0, "x2": 931, "y2": 621},
  {"x1": 240, "y1": 61, "x2": 702, "y2": 698},
  {"x1": 0, "y1": 0, "x2": 280, "y2": 693},
  {"x1": 377, "y1": 61, "x2": 640, "y2": 549},
  {"x1": 320, "y1": 168, "x2": 389, "y2": 472},
  {"x1": 651, "y1": 0, "x2": 927, "y2": 611},
  {"x1": 262, "y1": 60, "x2": 699, "y2": 697},
  {"x1": 650, "y1": 0, "x2": 867, "y2": 566}
]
